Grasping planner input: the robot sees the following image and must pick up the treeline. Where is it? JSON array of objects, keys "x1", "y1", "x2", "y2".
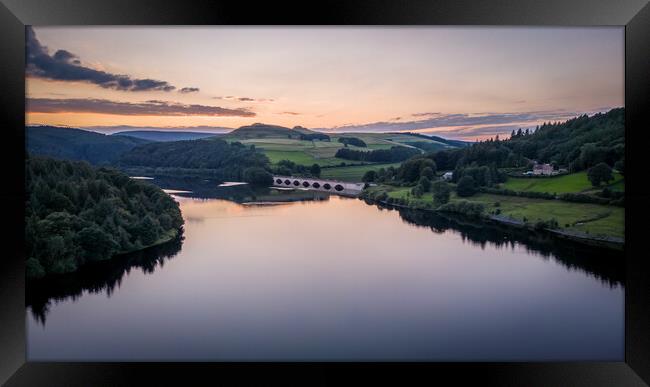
[
  {"x1": 119, "y1": 138, "x2": 272, "y2": 182},
  {"x1": 26, "y1": 156, "x2": 184, "y2": 279},
  {"x1": 335, "y1": 145, "x2": 420, "y2": 163},
  {"x1": 300, "y1": 133, "x2": 331, "y2": 141},
  {"x1": 273, "y1": 159, "x2": 321, "y2": 178},
  {"x1": 423, "y1": 108, "x2": 624, "y2": 173},
  {"x1": 362, "y1": 156, "x2": 435, "y2": 184},
  {"x1": 338, "y1": 137, "x2": 367, "y2": 147}
]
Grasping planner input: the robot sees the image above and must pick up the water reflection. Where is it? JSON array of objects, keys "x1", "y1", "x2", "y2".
[
  {"x1": 376, "y1": 204, "x2": 624, "y2": 287},
  {"x1": 27, "y1": 178, "x2": 624, "y2": 360},
  {"x1": 151, "y1": 176, "x2": 331, "y2": 203},
  {"x1": 27, "y1": 235, "x2": 184, "y2": 324}
]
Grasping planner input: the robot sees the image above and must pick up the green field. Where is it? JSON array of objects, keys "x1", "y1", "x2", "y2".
[
  {"x1": 320, "y1": 162, "x2": 402, "y2": 181},
  {"x1": 500, "y1": 171, "x2": 624, "y2": 194},
  {"x1": 371, "y1": 185, "x2": 624, "y2": 238},
  {"x1": 462, "y1": 193, "x2": 624, "y2": 238},
  {"x1": 222, "y1": 131, "x2": 461, "y2": 167}
]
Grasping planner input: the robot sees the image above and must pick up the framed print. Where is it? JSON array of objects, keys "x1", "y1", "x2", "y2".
[{"x1": 0, "y1": 0, "x2": 649, "y2": 385}]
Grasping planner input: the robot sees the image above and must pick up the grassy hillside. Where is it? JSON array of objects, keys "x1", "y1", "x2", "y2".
[
  {"x1": 225, "y1": 123, "x2": 307, "y2": 139},
  {"x1": 320, "y1": 162, "x2": 402, "y2": 181},
  {"x1": 370, "y1": 185, "x2": 624, "y2": 239},
  {"x1": 221, "y1": 124, "x2": 463, "y2": 170},
  {"x1": 501, "y1": 171, "x2": 624, "y2": 194},
  {"x1": 27, "y1": 126, "x2": 150, "y2": 165}
]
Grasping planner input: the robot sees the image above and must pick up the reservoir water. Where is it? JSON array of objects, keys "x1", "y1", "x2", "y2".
[{"x1": 27, "y1": 178, "x2": 624, "y2": 361}]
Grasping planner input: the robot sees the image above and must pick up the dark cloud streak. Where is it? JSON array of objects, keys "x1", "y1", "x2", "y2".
[
  {"x1": 179, "y1": 87, "x2": 200, "y2": 93},
  {"x1": 322, "y1": 111, "x2": 580, "y2": 134},
  {"x1": 26, "y1": 27, "x2": 195, "y2": 93},
  {"x1": 27, "y1": 98, "x2": 255, "y2": 117}
]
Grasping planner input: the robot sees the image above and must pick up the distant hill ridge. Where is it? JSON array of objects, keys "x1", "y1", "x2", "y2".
[
  {"x1": 112, "y1": 130, "x2": 220, "y2": 142},
  {"x1": 228, "y1": 123, "x2": 319, "y2": 139},
  {"x1": 26, "y1": 126, "x2": 151, "y2": 165},
  {"x1": 389, "y1": 132, "x2": 470, "y2": 148}
]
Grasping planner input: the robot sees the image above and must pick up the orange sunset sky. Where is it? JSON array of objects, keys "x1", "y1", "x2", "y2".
[{"x1": 26, "y1": 26, "x2": 624, "y2": 140}]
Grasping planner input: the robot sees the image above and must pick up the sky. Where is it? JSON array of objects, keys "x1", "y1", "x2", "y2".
[{"x1": 25, "y1": 26, "x2": 624, "y2": 140}]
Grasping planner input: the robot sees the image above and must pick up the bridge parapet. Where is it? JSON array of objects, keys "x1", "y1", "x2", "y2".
[{"x1": 272, "y1": 175, "x2": 366, "y2": 196}]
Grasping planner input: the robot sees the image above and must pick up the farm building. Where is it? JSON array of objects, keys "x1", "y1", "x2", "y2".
[{"x1": 532, "y1": 163, "x2": 554, "y2": 175}]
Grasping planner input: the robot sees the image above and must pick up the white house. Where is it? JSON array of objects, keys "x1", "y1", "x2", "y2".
[
  {"x1": 532, "y1": 163, "x2": 554, "y2": 175},
  {"x1": 442, "y1": 171, "x2": 453, "y2": 180}
]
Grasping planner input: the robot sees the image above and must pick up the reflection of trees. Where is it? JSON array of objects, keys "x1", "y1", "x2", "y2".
[
  {"x1": 27, "y1": 234, "x2": 184, "y2": 325},
  {"x1": 366, "y1": 200, "x2": 624, "y2": 288},
  {"x1": 152, "y1": 176, "x2": 331, "y2": 203}
]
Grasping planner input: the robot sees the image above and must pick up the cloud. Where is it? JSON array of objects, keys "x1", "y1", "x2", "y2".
[
  {"x1": 278, "y1": 111, "x2": 301, "y2": 115},
  {"x1": 411, "y1": 112, "x2": 441, "y2": 117},
  {"x1": 321, "y1": 110, "x2": 580, "y2": 134},
  {"x1": 213, "y1": 96, "x2": 274, "y2": 102},
  {"x1": 178, "y1": 87, "x2": 200, "y2": 93},
  {"x1": 26, "y1": 26, "x2": 195, "y2": 93},
  {"x1": 310, "y1": 109, "x2": 616, "y2": 140},
  {"x1": 27, "y1": 98, "x2": 256, "y2": 117}
]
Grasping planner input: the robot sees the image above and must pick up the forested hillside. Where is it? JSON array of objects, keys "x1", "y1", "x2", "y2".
[
  {"x1": 412, "y1": 108, "x2": 624, "y2": 173},
  {"x1": 25, "y1": 157, "x2": 184, "y2": 279},
  {"x1": 27, "y1": 126, "x2": 150, "y2": 165},
  {"x1": 335, "y1": 146, "x2": 421, "y2": 163},
  {"x1": 118, "y1": 138, "x2": 271, "y2": 181}
]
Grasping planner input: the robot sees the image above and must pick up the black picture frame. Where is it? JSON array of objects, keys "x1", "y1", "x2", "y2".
[{"x1": 1, "y1": 0, "x2": 649, "y2": 385}]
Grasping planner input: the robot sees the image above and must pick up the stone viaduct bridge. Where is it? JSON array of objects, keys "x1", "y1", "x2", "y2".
[{"x1": 272, "y1": 175, "x2": 366, "y2": 196}]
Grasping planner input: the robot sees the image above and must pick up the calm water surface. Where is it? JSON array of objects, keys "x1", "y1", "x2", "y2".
[{"x1": 27, "y1": 179, "x2": 624, "y2": 360}]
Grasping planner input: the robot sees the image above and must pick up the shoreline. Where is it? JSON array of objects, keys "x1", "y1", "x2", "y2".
[
  {"x1": 28, "y1": 228, "x2": 183, "y2": 281},
  {"x1": 362, "y1": 197, "x2": 624, "y2": 251},
  {"x1": 114, "y1": 228, "x2": 181, "y2": 257}
]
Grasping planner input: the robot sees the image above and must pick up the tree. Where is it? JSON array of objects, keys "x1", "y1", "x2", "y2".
[
  {"x1": 614, "y1": 158, "x2": 624, "y2": 175},
  {"x1": 432, "y1": 181, "x2": 451, "y2": 207},
  {"x1": 417, "y1": 176, "x2": 432, "y2": 192},
  {"x1": 587, "y1": 162, "x2": 614, "y2": 187},
  {"x1": 362, "y1": 170, "x2": 377, "y2": 182},
  {"x1": 76, "y1": 225, "x2": 119, "y2": 262},
  {"x1": 411, "y1": 185, "x2": 424, "y2": 198},
  {"x1": 456, "y1": 176, "x2": 477, "y2": 197},
  {"x1": 25, "y1": 157, "x2": 184, "y2": 279},
  {"x1": 310, "y1": 164, "x2": 321, "y2": 177},
  {"x1": 243, "y1": 167, "x2": 273, "y2": 186},
  {"x1": 420, "y1": 166, "x2": 434, "y2": 180}
]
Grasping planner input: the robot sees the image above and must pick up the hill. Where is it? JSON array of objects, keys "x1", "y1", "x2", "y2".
[
  {"x1": 118, "y1": 138, "x2": 270, "y2": 180},
  {"x1": 228, "y1": 123, "x2": 303, "y2": 139},
  {"x1": 26, "y1": 126, "x2": 150, "y2": 165},
  {"x1": 507, "y1": 108, "x2": 624, "y2": 170},
  {"x1": 391, "y1": 132, "x2": 470, "y2": 148},
  {"x1": 25, "y1": 156, "x2": 183, "y2": 279},
  {"x1": 219, "y1": 124, "x2": 466, "y2": 170},
  {"x1": 112, "y1": 130, "x2": 220, "y2": 142},
  {"x1": 418, "y1": 108, "x2": 625, "y2": 173}
]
